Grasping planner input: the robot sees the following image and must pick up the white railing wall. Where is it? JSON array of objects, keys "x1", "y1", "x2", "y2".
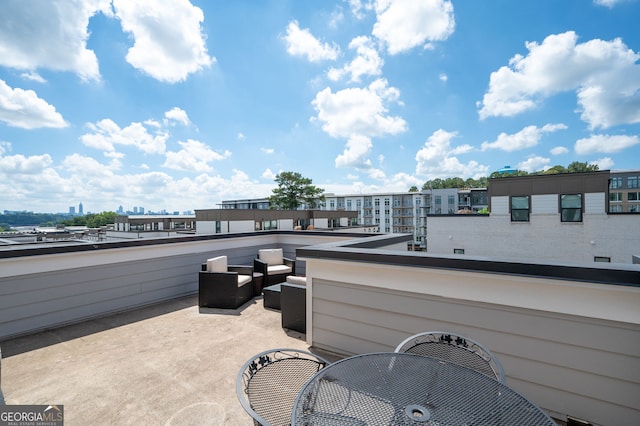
[
  {"x1": 0, "y1": 232, "x2": 361, "y2": 340},
  {"x1": 300, "y1": 244, "x2": 640, "y2": 426}
]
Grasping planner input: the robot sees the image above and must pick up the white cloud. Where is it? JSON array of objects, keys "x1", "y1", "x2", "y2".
[
  {"x1": 478, "y1": 31, "x2": 640, "y2": 129},
  {"x1": 591, "y1": 157, "x2": 614, "y2": 169},
  {"x1": 439, "y1": 73, "x2": 448, "y2": 82},
  {"x1": 518, "y1": 155, "x2": 551, "y2": 172},
  {"x1": 388, "y1": 171, "x2": 422, "y2": 188},
  {"x1": 594, "y1": 0, "x2": 626, "y2": 7},
  {"x1": 113, "y1": 0, "x2": 214, "y2": 83},
  {"x1": 335, "y1": 135, "x2": 373, "y2": 169},
  {"x1": 312, "y1": 78, "x2": 406, "y2": 139},
  {"x1": 163, "y1": 107, "x2": 190, "y2": 126},
  {"x1": 348, "y1": 0, "x2": 374, "y2": 19},
  {"x1": 20, "y1": 72, "x2": 46, "y2": 83},
  {"x1": 237, "y1": 133, "x2": 245, "y2": 140},
  {"x1": 0, "y1": 150, "x2": 274, "y2": 213},
  {"x1": 328, "y1": 36, "x2": 383, "y2": 82},
  {"x1": 328, "y1": 9, "x2": 344, "y2": 29},
  {"x1": 0, "y1": 79, "x2": 67, "y2": 129},
  {"x1": 262, "y1": 168, "x2": 276, "y2": 180},
  {"x1": 550, "y1": 146, "x2": 569, "y2": 155},
  {"x1": 163, "y1": 139, "x2": 230, "y2": 172},
  {"x1": 261, "y1": 147, "x2": 275, "y2": 154},
  {"x1": 144, "y1": 119, "x2": 162, "y2": 128},
  {"x1": 575, "y1": 134, "x2": 640, "y2": 154},
  {"x1": 0, "y1": 142, "x2": 9, "y2": 156},
  {"x1": 283, "y1": 20, "x2": 340, "y2": 62},
  {"x1": 366, "y1": 168, "x2": 386, "y2": 180},
  {"x1": 481, "y1": 123, "x2": 567, "y2": 152},
  {"x1": 62, "y1": 153, "x2": 120, "y2": 174},
  {"x1": 415, "y1": 129, "x2": 489, "y2": 178},
  {"x1": 372, "y1": 0, "x2": 455, "y2": 54},
  {"x1": 0, "y1": 153, "x2": 54, "y2": 174},
  {"x1": 0, "y1": 0, "x2": 109, "y2": 81},
  {"x1": 81, "y1": 119, "x2": 168, "y2": 154}
]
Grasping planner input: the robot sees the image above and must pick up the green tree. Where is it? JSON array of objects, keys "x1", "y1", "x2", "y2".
[
  {"x1": 489, "y1": 169, "x2": 529, "y2": 179},
  {"x1": 567, "y1": 161, "x2": 599, "y2": 173},
  {"x1": 269, "y1": 171, "x2": 325, "y2": 209},
  {"x1": 544, "y1": 165, "x2": 567, "y2": 175},
  {"x1": 408, "y1": 185, "x2": 419, "y2": 192},
  {"x1": 61, "y1": 212, "x2": 116, "y2": 228}
]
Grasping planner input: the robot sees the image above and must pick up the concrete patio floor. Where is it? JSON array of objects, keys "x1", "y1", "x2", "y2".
[{"x1": 0, "y1": 295, "x2": 342, "y2": 425}]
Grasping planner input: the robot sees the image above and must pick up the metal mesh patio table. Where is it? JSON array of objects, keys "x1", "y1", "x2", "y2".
[{"x1": 292, "y1": 352, "x2": 555, "y2": 425}]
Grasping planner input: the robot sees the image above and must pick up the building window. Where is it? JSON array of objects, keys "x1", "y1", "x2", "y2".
[
  {"x1": 609, "y1": 177, "x2": 622, "y2": 189},
  {"x1": 628, "y1": 192, "x2": 639, "y2": 201},
  {"x1": 453, "y1": 248, "x2": 465, "y2": 254},
  {"x1": 609, "y1": 205, "x2": 622, "y2": 213},
  {"x1": 511, "y1": 196, "x2": 530, "y2": 222},
  {"x1": 560, "y1": 194, "x2": 583, "y2": 222},
  {"x1": 628, "y1": 176, "x2": 639, "y2": 189},
  {"x1": 609, "y1": 192, "x2": 622, "y2": 202},
  {"x1": 594, "y1": 256, "x2": 611, "y2": 263}
]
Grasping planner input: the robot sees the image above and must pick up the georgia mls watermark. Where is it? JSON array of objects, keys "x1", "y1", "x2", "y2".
[{"x1": 0, "y1": 405, "x2": 63, "y2": 426}]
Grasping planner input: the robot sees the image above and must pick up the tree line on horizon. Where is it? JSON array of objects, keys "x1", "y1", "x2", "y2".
[
  {"x1": 0, "y1": 211, "x2": 117, "y2": 232},
  {"x1": 410, "y1": 161, "x2": 599, "y2": 191}
]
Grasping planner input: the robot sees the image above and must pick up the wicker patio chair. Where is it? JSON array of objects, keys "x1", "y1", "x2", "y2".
[
  {"x1": 236, "y1": 348, "x2": 328, "y2": 426},
  {"x1": 394, "y1": 331, "x2": 506, "y2": 383}
]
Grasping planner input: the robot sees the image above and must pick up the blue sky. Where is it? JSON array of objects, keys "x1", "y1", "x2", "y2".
[{"x1": 1, "y1": 0, "x2": 639, "y2": 214}]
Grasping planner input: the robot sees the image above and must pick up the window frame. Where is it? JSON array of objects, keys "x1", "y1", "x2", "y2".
[
  {"x1": 610, "y1": 177, "x2": 622, "y2": 189},
  {"x1": 560, "y1": 193, "x2": 583, "y2": 223},
  {"x1": 510, "y1": 195, "x2": 530, "y2": 222},
  {"x1": 609, "y1": 192, "x2": 622, "y2": 202}
]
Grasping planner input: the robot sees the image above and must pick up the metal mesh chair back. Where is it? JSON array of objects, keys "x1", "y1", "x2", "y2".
[
  {"x1": 237, "y1": 349, "x2": 328, "y2": 426},
  {"x1": 394, "y1": 331, "x2": 506, "y2": 383}
]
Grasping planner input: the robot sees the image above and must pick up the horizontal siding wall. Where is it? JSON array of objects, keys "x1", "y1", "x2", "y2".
[
  {"x1": 585, "y1": 192, "x2": 606, "y2": 214},
  {"x1": 306, "y1": 261, "x2": 640, "y2": 426},
  {"x1": 0, "y1": 239, "x2": 262, "y2": 340},
  {"x1": 0, "y1": 232, "x2": 361, "y2": 340},
  {"x1": 491, "y1": 196, "x2": 509, "y2": 215}
]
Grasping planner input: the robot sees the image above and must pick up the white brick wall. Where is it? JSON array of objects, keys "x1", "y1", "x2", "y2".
[{"x1": 428, "y1": 208, "x2": 640, "y2": 264}]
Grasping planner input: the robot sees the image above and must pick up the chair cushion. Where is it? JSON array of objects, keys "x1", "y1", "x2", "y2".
[
  {"x1": 286, "y1": 275, "x2": 307, "y2": 286},
  {"x1": 259, "y1": 248, "x2": 283, "y2": 266},
  {"x1": 206, "y1": 256, "x2": 227, "y2": 273},
  {"x1": 267, "y1": 264, "x2": 292, "y2": 275},
  {"x1": 237, "y1": 274, "x2": 252, "y2": 287}
]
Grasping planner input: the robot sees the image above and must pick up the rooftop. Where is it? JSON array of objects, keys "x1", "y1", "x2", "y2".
[
  {"x1": 1, "y1": 230, "x2": 637, "y2": 425},
  {"x1": 0, "y1": 294, "x2": 340, "y2": 425}
]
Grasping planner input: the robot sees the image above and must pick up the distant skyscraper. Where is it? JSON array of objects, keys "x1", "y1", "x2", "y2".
[
  {"x1": 69, "y1": 206, "x2": 76, "y2": 215},
  {"x1": 78, "y1": 202, "x2": 83, "y2": 215}
]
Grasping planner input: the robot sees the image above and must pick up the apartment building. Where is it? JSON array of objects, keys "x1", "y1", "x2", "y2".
[
  {"x1": 194, "y1": 208, "x2": 359, "y2": 234},
  {"x1": 608, "y1": 170, "x2": 640, "y2": 213},
  {"x1": 427, "y1": 170, "x2": 640, "y2": 264}
]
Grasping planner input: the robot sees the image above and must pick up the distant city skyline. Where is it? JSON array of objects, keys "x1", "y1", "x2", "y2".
[{"x1": 1, "y1": 0, "x2": 639, "y2": 213}]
